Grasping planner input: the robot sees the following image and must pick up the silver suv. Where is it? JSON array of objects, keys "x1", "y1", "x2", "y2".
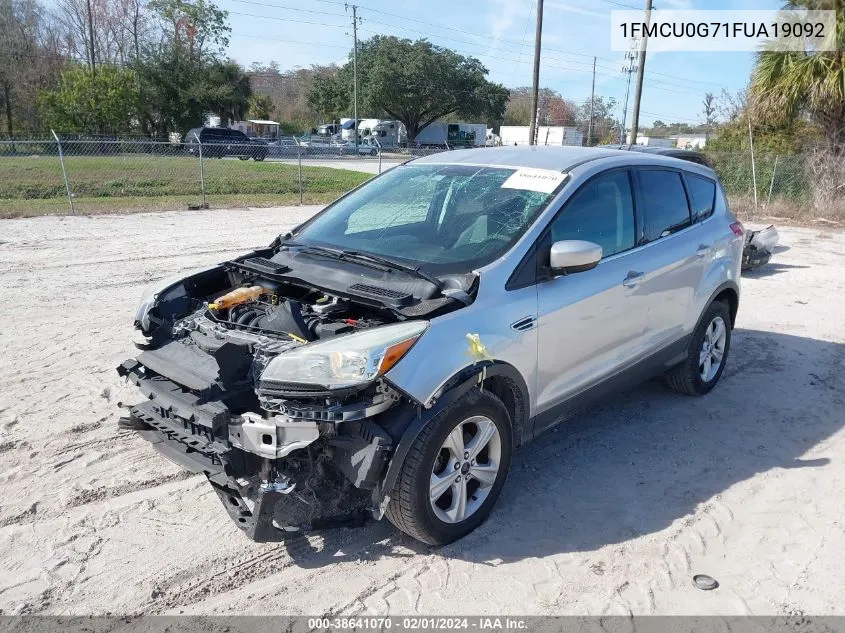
[{"x1": 118, "y1": 146, "x2": 743, "y2": 545}]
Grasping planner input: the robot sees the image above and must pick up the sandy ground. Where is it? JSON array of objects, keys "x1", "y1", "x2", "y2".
[{"x1": 0, "y1": 207, "x2": 843, "y2": 616}]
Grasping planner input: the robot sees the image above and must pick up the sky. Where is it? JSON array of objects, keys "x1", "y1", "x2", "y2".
[{"x1": 220, "y1": 0, "x2": 781, "y2": 127}]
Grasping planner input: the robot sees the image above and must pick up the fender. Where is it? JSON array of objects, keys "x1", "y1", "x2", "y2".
[
  {"x1": 698, "y1": 280, "x2": 740, "y2": 331},
  {"x1": 372, "y1": 361, "x2": 530, "y2": 518}
]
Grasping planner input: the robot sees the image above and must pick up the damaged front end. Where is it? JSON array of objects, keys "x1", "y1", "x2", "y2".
[{"x1": 117, "y1": 248, "x2": 459, "y2": 541}]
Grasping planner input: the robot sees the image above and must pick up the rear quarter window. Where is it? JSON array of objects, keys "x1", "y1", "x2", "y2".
[
  {"x1": 685, "y1": 173, "x2": 717, "y2": 220},
  {"x1": 637, "y1": 169, "x2": 692, "y2": 242}
]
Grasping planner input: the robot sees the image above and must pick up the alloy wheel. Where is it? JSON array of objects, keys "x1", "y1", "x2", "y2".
[
  {"x1": 429, "y1": 415, "x2": 502, "y2": 524},
  {"x1": 699, "y1": 315, "x2": 727, "y2": 382}
]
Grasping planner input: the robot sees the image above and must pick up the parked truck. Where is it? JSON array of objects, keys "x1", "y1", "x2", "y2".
[
  {"x1": 358, "y1": 119, "x2": 404, "y2": 147},
  {"x1": 412, "y1": 122, "x2": 487, "y2": 148}
]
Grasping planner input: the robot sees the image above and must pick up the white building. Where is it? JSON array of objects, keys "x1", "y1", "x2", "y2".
[
  {"x1": 625, "y1": 133, "x2": 675, "y2": 147},
  {"x1": 676, "y1": 135, "x2": 707, "y2": 149},
  {"x1": 229, "y1": 119, "x2": 280, "y2": 139},
  {"x1": 499, "y1": 125, "x2": 583, "y2": 146}
]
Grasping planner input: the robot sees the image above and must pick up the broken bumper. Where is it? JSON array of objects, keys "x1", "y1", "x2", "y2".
[{"x1": 117, "y1": 358, "x2": 391, "y2": 541}]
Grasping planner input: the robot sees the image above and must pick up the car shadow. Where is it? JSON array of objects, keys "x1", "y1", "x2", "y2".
[
  {"x1": 743, "y1": 263, "x2": 810, "y2": 278},
  {"x1": 441, "y1": 328, "x2": 843, "y2": 563},
  {"x1": 284, "y1": 328, "x2": 844, "y2": 566}
]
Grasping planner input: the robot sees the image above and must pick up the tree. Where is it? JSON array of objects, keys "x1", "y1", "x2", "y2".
[
  {"x1": 55, "y1": 0, "x2": 153, "y2": 66},
  {"x1": 716, "y1": 88, "x2": 747, "y2": 123},
  {"x1": 147, "y1": 0, "x2": 229, "y2": 61},
  {"x1": 750, "y1": 0, "x2": 845, "y2": 150},
  {"x1": 308, "y1": 36, "x2": 509, "y2": 141},
  {"x1": 503, "y1": 87, "x2": 575, "y2": 127},
  {"x1": 254, "y1": 64, "x2": 338, "y2": 130},
  {"x1": 206, "y1": 60, "x2": 251, "y2": 124},
  {"x1": 40, "y1": 64, "x2": 140, "y2": 133},
  {"x1": 0, "y1": 0, "x2": 66, "y2": 135},
  {"x1": 575, "y1": 95, "x2": 619, "y2": 145},
  {"x1": 247, "y1": 93, "x2": 273, "y2": 120},
  {"x1": 702, "y1": 92, "x2": 717, "y2": 129},
  {"x1": 130, "y1": 0, "x2": 236, "y2": 135}
]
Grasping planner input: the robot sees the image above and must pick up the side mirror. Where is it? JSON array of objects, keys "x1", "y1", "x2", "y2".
[{"x1": 549, "y1": 240, "x2": 602, "y2": 275}]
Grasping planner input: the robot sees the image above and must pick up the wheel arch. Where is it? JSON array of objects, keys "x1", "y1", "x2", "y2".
[
  {"x1": 706, "y1": 281, "x2": 739, "y2": 329},
  {"x1": 374, "y1": 361, "x2": 529, "y2": 517}
]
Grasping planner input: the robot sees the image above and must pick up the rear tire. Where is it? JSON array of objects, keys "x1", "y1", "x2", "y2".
[
  {"x1": 665, "y1": 300, "x2": 732, "y2": 396},
  {"x1": 385, "y1": 388, "x2": 512, "y2": 545}
]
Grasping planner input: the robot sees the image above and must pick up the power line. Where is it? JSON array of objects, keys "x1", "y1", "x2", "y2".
[
  {"x1": 241, "y1": 0, "x2": 741, "y2": 90},
  {"x1": 228, "y1": 10, "x2": 348, "y2": 28},
  {"x1": 229, "y1": 0, "x2": 345, "y2": 17},
  {"x1": 597, "y1": 0, "x2": 640, "y2": 9},
  {"x1": 230, "y1": 33, "x2": 349, "y2": 49}
]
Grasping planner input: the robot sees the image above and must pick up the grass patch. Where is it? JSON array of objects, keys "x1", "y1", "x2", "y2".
[
  {"x1": 0, "y1": 191, "x2": 358, "y2": 218},
  {"x1": 0, "y1": 154, "x2": 371, "y2": 217}
]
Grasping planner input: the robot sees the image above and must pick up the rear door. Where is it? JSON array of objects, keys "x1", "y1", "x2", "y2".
[{"x1": 632, "y1": 167, "x2": 705, "y2": 348}]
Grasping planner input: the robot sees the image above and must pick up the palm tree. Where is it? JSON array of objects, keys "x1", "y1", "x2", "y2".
[{"x1": 750, "y1": 0, "x2": 845, "y2": 151}]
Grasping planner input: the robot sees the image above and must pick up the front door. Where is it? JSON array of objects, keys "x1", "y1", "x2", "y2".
[{"x1": 534, "y1": 168, "x2": 652, "y2": 433}]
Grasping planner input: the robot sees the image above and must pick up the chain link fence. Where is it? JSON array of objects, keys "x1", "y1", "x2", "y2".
[
  {"x1": 0, "y1": 136, "x2": 393, "y2": 217},
  {"x1": 1, "y1": 137, "x2": 841, "y2": 222},
  {"x1": 706, "y1": 151, "x2": 835, "y2": 222}
]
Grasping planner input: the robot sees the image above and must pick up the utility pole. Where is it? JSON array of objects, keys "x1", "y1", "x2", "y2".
[
  {"x1": 346, "y1": 4, "x2": 361, "y2": 149},
  {"x1": 620, "y1": 45, "x2": 638, "y2": 143},
  {"x1": 587, "y1": 56, "x2": 596, "y2": 146},
  {"x1": 86, "y1": 0, "x2": 96, "y2": 72},
  {"x1": 528, "y1": 0, "x2": 544, "y2": 146},
  {"x1": 629, "y1": 0, "x2": 652, "y2": 145}
]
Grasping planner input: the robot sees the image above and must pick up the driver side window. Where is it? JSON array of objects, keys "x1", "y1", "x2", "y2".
[{"x1": 549, "y1": 169, "x2": 635, "y2": 259}]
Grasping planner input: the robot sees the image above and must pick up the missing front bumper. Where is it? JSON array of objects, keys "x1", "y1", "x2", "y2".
[{"x1": 117, "y1": 357, "x2": 392, "y2": 541}]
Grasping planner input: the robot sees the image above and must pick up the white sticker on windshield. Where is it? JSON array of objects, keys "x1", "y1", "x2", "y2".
[{"x1": 501, "y1": 168, "x2": 567, "y2": 193}]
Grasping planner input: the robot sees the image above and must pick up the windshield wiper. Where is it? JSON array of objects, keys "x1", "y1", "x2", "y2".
[
  {"x1": 341, "y1": 250, "x2": 443, "y2": 289},
  {"x1": 280, "y1": 241, "x2": 442, "y2": 290}
]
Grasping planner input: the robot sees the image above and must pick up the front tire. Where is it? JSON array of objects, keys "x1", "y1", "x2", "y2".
[
  {"x1": 665, "y1": 300, "x2": 732, "y2": 396},
  {"x1": 385, "y1": 388, "x2": 512, "y2": 545}
]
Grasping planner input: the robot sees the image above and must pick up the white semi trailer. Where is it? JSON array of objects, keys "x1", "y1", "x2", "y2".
[
  {"x1": 499, "y1": 125, "x2": 583, "y2": 146},
  {"x1": 412, "y1": 122, "x2": 487, "y2": 148}
]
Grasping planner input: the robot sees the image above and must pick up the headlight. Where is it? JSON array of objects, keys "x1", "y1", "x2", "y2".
[{"x1": 259, "y1": 321, "x2": 428, "y2": 390}]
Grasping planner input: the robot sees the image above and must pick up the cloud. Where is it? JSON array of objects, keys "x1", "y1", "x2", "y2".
[{"x1": 487, "y1": 0, "x2": 530, "y2": 41}]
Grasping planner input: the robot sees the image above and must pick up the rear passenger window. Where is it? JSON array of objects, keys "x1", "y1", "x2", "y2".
[
  {"x1": 638, "y1": 170, "x2": 691, "y2": 242},
  {"x1": 550, "y1": 170, "x2": 635, "y2": 258},
  {"x1": 685, "y1": 174, "x2": 716, "y2": 220}
]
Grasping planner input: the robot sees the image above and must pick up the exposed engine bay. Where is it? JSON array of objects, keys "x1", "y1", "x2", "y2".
[{"x1": 117, "y1": 243, "x2": 473, "y2": 541}]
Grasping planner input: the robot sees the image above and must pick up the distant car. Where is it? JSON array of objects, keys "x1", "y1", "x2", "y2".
[
  {"x1": 601, "y1": 144, "x2": 712, "y2": 167},
  {"x1": 186, "y1": 127, "x2": 268, "y2": 161},
  {"x1": 299, "y1": 138, "x2": 346, "y2": 157},
  {"x1": 357, "y1": 138, "x2": 380, "y2": 156},
  {"x1": 267, "y1": 137, "x2": 299, "y2": 158}
]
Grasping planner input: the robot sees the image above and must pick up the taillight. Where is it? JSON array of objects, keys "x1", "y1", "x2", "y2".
[{"x1": 730, "y1": 221, "x2": 744, "y2": 237}]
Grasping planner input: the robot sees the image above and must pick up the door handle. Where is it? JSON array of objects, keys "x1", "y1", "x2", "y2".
[
  {"x1": 622, "y1": 270, "x2": 645, "y2": 287},
  {"x1": 696, "y1": 243, "x2": 712, "y2": 257}
]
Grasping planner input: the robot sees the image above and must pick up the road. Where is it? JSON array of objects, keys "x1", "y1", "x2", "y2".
[
  {"x1": 268, "y1": 157, "x2": 403, "y2": 174},
  {"x1": 0, "y1": 208, "x2": 843, "y2": 616}
]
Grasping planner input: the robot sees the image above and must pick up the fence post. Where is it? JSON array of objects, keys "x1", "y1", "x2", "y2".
[
  {"x1": 51, "y1": 129, "x2": 74, "y2": 215},
  {"x1": 194, "y1": 131, "x2": 208, "y2": 209},
  {"x1": 766, "y1": 154, "x2": 779, "y2": 208},
  {"x1": 297, "y1": 142, "x2": 303, "y2": 204},
  {"x1": 747, "y1": 118, "x2": 758, "y2": 215},
  {"x1": 378, "y1": 147, "x2": 382, "y2": 174}
]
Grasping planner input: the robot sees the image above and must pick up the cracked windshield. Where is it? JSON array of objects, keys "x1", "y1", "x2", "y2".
[{"x1": 295, "y1": 164, "x2": 560, "y2": 272}]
